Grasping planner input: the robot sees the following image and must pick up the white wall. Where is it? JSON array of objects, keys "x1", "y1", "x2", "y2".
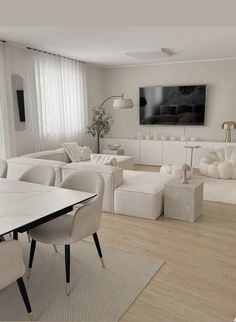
[
  {"x1": 5, "y1": 45, "x2": 36, "y2": 156},
  {"x1": 101, "y1": 60, "x2": 236, "y2": 142},
  {"x1": 86, "y1": 63, "x2": 102, "y2": 152}
]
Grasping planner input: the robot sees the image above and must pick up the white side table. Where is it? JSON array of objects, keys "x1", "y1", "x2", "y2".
[
  {"x1": 184, "y1": 145, "x2": 201, "y2": 168},
  {"x1": 102, "y1": 149, "x2": 124, "y2": 155},
  {"x1": 164, "y1": 181, "x2": 203, "y2": 222}
]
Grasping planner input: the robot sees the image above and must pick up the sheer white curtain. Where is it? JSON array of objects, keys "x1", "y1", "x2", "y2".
[
  {"x1": 0, "y1": 42, "x2": 15, "y2": 158},
  {"x1": 33, "y1": 52, "x2": 88, "y2": 150}
]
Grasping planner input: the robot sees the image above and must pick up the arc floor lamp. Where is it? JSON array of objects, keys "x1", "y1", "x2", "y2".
[{"x1": 100, "y1": 93, "x2": 134, "y2": 109}]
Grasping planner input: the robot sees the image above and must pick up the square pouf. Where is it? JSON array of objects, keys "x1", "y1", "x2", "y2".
[{"x1": 164, "y1": 181, "x2": 204, "y2": 222}]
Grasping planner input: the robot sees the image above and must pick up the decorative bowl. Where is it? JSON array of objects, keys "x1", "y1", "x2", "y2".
[{"x1": 108, "y1": 144, "x2": 121, "y2": 150}]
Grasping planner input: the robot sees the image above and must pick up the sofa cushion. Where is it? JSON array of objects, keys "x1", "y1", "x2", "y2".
[
  {"x1": 7, "y1": 157, "x2": 66, "y2": 186},
  {"x1": 22, "y1": 149, "x2": 70, "y2": 163}
]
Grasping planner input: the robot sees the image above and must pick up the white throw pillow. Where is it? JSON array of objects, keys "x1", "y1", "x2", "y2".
[
  {"x1": 61, "y1": 142, "x2": 92, "y2": 162},
  {"x1": 90, "y1": 154, "x2": 118, "y2": 166}
]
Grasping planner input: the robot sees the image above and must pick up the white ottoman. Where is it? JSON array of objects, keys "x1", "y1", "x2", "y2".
[
  {"x1": 160, "y1": 163, "x2": 191, "y2": 178},
  {"x1": 114, "y1": 170, "x2": 176, "y2": 220}
]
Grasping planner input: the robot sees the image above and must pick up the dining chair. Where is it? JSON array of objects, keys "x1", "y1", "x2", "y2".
[
  {"x1": 0, "y1": 159, "x2": 8, "y2": 178},
  {"x1": 18, "y1": 165, "x2": 56, "y2": 243},
  {"x1": 27, "y1": 171, "x2": 105, "y2": 296},
  {"x1": 19, "y1": 165, "x2": 56, "y2": 186},
  {"x1": 0, "y1": 240, "x2": 33, "y2": 320}
]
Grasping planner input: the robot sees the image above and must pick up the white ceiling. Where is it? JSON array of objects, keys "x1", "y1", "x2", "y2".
[
  {"x1": 0, "y1": 0, "x2": 236, "y2": 26},
  {"x1": 1, "y1": 27, "x2": 236, "y2": 66}
]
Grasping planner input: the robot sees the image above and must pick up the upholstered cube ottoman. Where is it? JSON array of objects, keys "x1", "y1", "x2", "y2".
[{"x1": 114, "y1": 170, "x2": 176, "y2": 220}]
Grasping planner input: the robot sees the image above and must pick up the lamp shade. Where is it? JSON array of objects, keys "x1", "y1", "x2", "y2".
[{"x1": 113, "y1": 98, "x2": 134, "y2": 109}]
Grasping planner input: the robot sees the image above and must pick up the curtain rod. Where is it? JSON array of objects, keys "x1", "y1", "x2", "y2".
[
  {"x1": 26, "y1": 46, "x2": 84, "y2": 63},
  {"x1": 0, "y1": 39, "x2": 84, "y2": 63}
]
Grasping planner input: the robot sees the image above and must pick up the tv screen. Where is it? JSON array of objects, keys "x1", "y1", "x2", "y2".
[
  {"x1": 16, "y1": 90, "x2": 26, "y2": 122},
  {"x1": 139, "y1": 85, "x2": 206, "y2": 125}
]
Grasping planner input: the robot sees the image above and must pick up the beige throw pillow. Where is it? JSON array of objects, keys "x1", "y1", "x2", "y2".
[
  {"x1": 90, "y1": 154, "x2": 118, "y2": 166},
  {"x1": 61, "y1": 142, "x2": 91, "y2": 162}
]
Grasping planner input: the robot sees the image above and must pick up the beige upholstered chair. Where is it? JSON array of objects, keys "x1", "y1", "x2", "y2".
[
  {"x1": 0, "y1": 240, "x2": 33, "y2": 320},
  {"x1": 17, "y1": 165, "x2": 56, "y2": 242},
  {"x1": 19, "y1": 165, "x2": 56, "y2": 186},
  {"x1": 28, "y1": 171, "x2": 105, "y2": 296},
  {"x1": 0, "y1": 159, "x2": 8, "y2": 178},
  {"x1": 199, "y1": 146, "x2": 236, "y2": 179}
]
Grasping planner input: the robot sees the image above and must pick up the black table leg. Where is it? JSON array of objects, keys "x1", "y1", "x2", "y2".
[{"x1": 13, "y1": 231, "x2": 18, "y2": 240}]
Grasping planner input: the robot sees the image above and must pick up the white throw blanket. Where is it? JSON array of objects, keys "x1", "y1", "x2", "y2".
[{"x1": 90, "y1": 154, "x2": 117, "y2": 166}]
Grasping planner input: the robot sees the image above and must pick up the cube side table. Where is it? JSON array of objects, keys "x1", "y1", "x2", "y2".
[{"x1": 164, "y1": 181, "x2": 203, "y2": 222}]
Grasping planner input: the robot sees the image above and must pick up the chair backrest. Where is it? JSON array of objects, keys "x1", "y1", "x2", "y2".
[
  {"x1": 0, "y1": 159, "x2": 8, "y2": 178},
  {"x1": 60, "y1": 171, "x2": 105, "y2": 242},
  {"x1": 19, "y1": 165, "x2": 56, "y2": 186},
  {"x1": 0, "y1": 240, "x2": 25, "y2": 290}
]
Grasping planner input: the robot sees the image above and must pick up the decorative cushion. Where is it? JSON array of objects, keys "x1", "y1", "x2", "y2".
[
  {"x1": 199, "y1": 146, "x2": 236, "y2": 179},
  {"x1": 90, "y1": 154, "x2": 118, "y2": 166},
  {"x1": 61, "y1": 142, "x2": 91, "y2": 162}
]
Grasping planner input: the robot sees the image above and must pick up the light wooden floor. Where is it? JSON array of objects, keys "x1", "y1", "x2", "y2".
[{"x1": 99, "y1": 165, "x2": 236, "y2": 322}]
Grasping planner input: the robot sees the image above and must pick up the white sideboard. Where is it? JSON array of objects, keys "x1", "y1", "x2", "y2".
[{"x1": 101, "y1": 138, "x2": 236, "y2": 168}]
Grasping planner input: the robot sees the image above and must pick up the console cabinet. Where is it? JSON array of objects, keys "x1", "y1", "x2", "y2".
[
  {"x1": 140, "y1": 140, "x2": 163, "y2": 165},
  {"x1": 101, "y1": 138, "x2": 236, "y2": 168}
]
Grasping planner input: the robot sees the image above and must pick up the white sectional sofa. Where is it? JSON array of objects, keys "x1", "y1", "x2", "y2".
[
  {"x1": 22, "y1": 148, "x2": 134, "y2": 170},
  {"x1": 6, "y1": 148, "x2": 177, "y2": 219}
]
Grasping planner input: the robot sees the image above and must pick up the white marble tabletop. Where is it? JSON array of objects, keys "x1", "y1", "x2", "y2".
[{"x1": 0, "y1": 178, "x2": 95, "y2": 236}]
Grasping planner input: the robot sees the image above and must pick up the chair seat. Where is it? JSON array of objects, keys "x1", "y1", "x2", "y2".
[{"x1": 29, "y1": 215, "x2": 74, "y2": 245}]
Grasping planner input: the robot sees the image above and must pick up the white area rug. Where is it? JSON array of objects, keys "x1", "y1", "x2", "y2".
[
  {"x1": 191, "y1": 175, "x2": 236, "y2": 204},
  {"x1": 0, "y1": 238, "x2": 164, "y2": 321}
]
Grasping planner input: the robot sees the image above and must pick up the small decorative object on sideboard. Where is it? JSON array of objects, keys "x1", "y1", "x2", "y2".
[
  {"x1": 181, "y1": 163, "x2": 191, "y2": 184},
  {"x1": 222, "y1": 121, "x2": 236, "y2": 143},
  {"x1": 161, "y1": 135, "x2": 168, "y2": 141}
]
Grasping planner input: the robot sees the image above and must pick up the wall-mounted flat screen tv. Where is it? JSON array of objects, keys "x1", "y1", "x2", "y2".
[{"x1": 139, "y1": 85, "x2": 206, "y2": 125}]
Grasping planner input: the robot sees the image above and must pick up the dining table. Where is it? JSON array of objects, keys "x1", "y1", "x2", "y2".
[{"x1": 0, "y1": 178, "x2": 96, "y2": 238}]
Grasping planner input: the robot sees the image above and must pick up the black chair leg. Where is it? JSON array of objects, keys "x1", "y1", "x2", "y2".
[
  {"x1": 0, "y1": 235, "x2": 5, "y2": 242},
  {"x1": 28, "y1": 239, "x2": 36, "y2": 279},
  {"x1": 17, "y1": 277, "x2": 33, "y2": 320},
  {"x1": 13, "y1": 231, "x2": 18, "y2": 240},
  {"x1": 65, "y1": 244, "x2": 70, "y2": 296},
  {"x1": 93, "y1": 233, "x2": 105, "y2": 268}
]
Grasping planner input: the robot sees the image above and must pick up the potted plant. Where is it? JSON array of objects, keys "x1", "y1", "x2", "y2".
[{"x1": 87, "y1": 106, "x2": 113, "y2": 153}]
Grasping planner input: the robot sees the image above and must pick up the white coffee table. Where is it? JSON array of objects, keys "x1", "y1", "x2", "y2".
[{"x1": 164, "y1": 180, "x2": 203, "y2": 223}]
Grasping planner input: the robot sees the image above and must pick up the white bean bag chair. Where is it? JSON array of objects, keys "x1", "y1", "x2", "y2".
[
  {"x1": 199, "y1": 146, "x2": 236, "y2": 179},
  {"x1": 160, "y1": 163, "x2": 190, "y2": 178}
]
